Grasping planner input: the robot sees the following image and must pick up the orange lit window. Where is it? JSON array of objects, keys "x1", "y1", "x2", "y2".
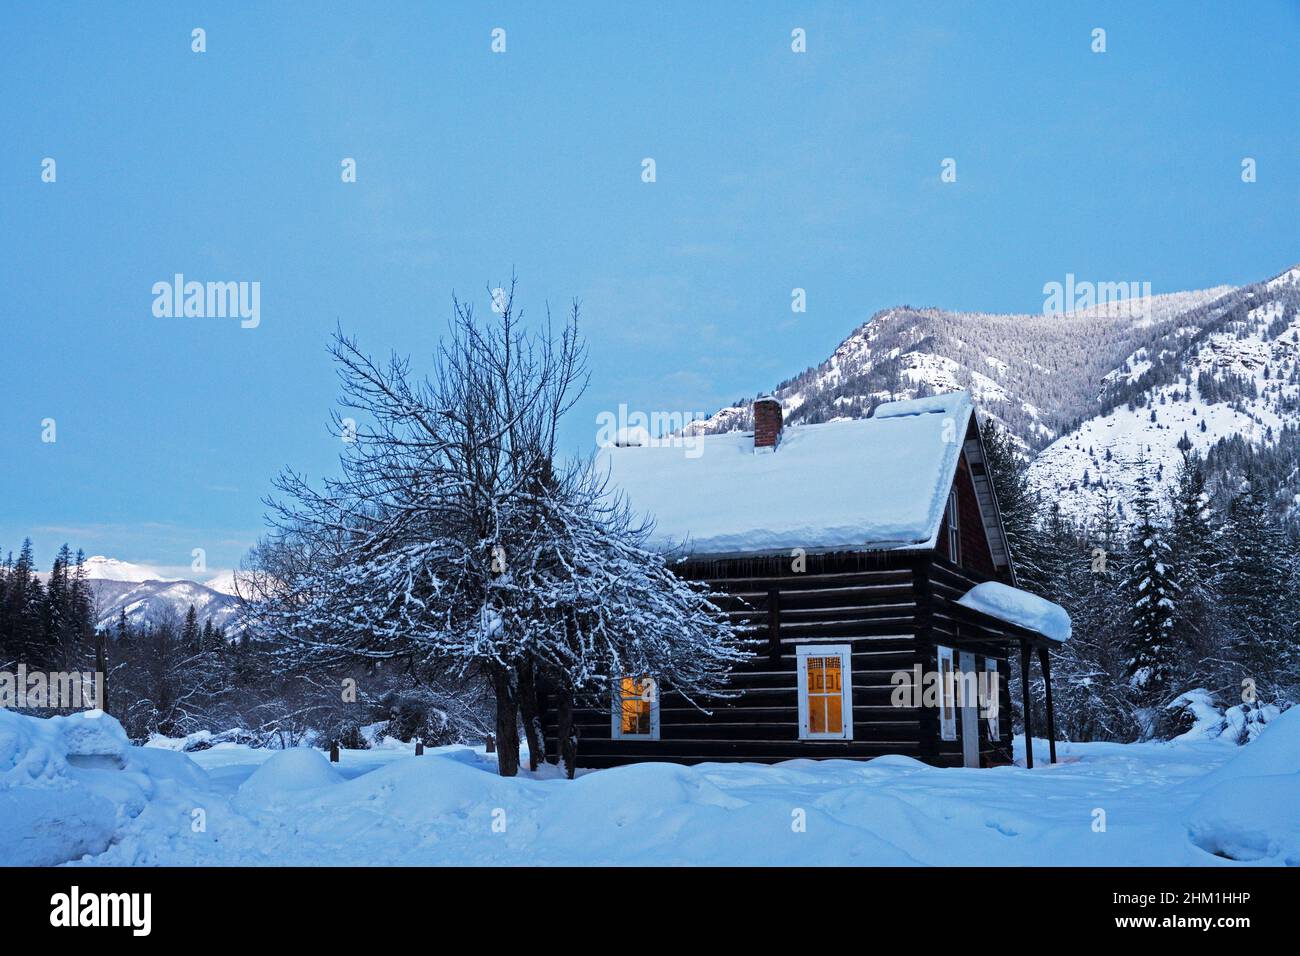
[
  {"x1": 613, "y1": 677, "x2": 659, "y2": 739},
  {"x1": 797, "y1": 645, "x2": 853, "y2": 740}
]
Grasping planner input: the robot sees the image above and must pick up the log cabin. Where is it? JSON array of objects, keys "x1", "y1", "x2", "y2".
[{"x1": 543, "y1": 391, "x2": 1069, "y2": 770}]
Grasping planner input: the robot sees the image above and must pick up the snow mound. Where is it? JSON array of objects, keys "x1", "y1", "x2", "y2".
[
  {"x1": 1187, "y1": 773, "x2": 1300, "y2": 864},
  {"x1": 1167, "y1": 689, "x2": 1223, "y2": 741},
  {"x1": 0, "y1": 710, "x2": 208, "y2": 865},
  {"x1": 957, "y1": 581, "x2": 1071, "y2": 642},
  {"x1": 237, "y1": 748, "x2": 343, "y2": 803},
  {"x1": 1202, "y1": 705, "x2": 1300, "y2": 784},
  {"x1": 1185, "y1": 708, "x2": 1300, "y2": 864},
  {"x1": 872, "y1": 391, "x2": 971, "y2": 419},
  {"x1": 312, "y1": 751, "x2": 517, "y2": 821}
]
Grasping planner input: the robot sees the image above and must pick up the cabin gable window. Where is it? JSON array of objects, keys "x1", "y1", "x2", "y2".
[
  {"x1": 797, "y1": 644, "x2": 854, "y2": 740},
  {"x1": 938, "y1": 645, "x2": 958, "y2": 741},
  {"x1": 946, "y1": 487, "x2": 961, "y2": 565},
  {"x1": 612, "y1": 677, "x2": 660, "y2": 740}
]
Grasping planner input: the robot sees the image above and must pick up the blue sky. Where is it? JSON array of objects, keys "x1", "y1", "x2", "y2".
[{"x1": 2, "y1": 1, "x2": 1297, "y2": 575}]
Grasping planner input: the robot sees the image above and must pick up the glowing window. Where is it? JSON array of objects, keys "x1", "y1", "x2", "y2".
[
  {"x1": 797, "y1": 645, "x2": 853, "y2": 740},
  {"x1": 612, "y1": 677, "x2": 659, "y2": 739}
]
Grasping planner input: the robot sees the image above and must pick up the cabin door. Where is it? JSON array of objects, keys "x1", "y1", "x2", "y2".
[{"x1": 958, "y1": 651, "x2": 979, "y2": 768}]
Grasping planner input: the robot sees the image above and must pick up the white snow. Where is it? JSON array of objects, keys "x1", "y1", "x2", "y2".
[
  {"x1": 2, "y1": 707, "x2": 1297, "y2": 866},
  {"x1": 957, "y1": 581, "x2": 1072, "y2": 642},
  {"x1": 80, "y1": 555, "x2": 176, "y2": 583},
  {"x1": 600, "y1": 391, "x2": 973, "y2": 557}
]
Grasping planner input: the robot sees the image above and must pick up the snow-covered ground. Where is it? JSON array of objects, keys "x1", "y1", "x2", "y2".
[{"x1": 2, "y1": 708, "x2": 1296, "y2": 866}]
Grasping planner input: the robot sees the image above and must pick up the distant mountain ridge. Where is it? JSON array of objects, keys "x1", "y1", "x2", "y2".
[
  {"x1": 58, "y1": 556, "x2": 244, "y2": 633},
  {"x1": 686, "y1": 265, "x2": 1300, "y2": 523}
]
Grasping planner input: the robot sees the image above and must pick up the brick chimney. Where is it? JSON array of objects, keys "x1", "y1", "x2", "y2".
[{"x1": 753, "y1": 395, "x2": 783, "y2": 452}]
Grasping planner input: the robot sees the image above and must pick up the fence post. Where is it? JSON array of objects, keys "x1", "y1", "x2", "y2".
[
  {"x1": 329, "y1": 740, "x2": 339, "y2": 763},
  {"x1": 485, "y1": 733, "x2": 496, "y2": 754},
  {"x1": 415, "y1": 737, "x2": 424, "y2": 756}
]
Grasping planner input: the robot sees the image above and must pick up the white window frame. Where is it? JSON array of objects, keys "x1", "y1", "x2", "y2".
[
  {"x1": 796, "y1": 644, "x2": 854, "y2": 741},
  {"x1": 946, "y1": 488, "x2": 961, "y2": 564},
  {"x1": 938, "y1": 645, "x2": 958, "y2": 741},
  {"x1": 611, "y1": 677, "x2": 660, "y2": 740},
  {"x1": 983, "y1": 657, "x2": 1000, "y2": 742}
]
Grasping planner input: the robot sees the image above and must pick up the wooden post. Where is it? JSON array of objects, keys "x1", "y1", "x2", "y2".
[
  {"x1": 94, "y1": 630, "x2": 109, "y2": 716},
  {"x1": 1019, "y1": 641, "x2": 1034, "y2": 770},
  {"x1": 485, "y1": 733, "x2": 496, "y2": 754},
  {"x1": 415, "y1": 738, "x2": 424, "y2": 756},
  {"x1": 329, "y1": 741, "x2": 339, "y2": 763},
  {"x1": 1037, "y1": 646, "x2": 1058, "y2": 765}
]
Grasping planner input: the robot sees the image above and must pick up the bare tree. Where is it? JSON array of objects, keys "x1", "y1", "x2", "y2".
[{"x1": 245, "y1": 279, "x2": 746, "y2": 775}]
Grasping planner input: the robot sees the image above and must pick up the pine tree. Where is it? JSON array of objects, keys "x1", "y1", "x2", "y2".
[
  {"x1": 1219, "y1": 475, "x2": 1293, "y2": 698},
  {"x1": 1123, "y1": 470, "x2": 1179, "y2": 710},
  {"x1": 181, "y1": 605, "x2": 201, "y2": 652},
  {"x1": 1166, "y1": 452, "x2": 1223, "y2": 685},
  {"x1": 979, "y1": 417, "x2": 1049, "y2": 592}
]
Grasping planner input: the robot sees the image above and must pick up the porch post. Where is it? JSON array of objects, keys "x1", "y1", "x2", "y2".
[
  {"x1": 1037, "y1": 646, "x2": 1057, "y2": 765},
  {"x1": 1019, "y1": 640, "x2": 1034, "y2": 769}
]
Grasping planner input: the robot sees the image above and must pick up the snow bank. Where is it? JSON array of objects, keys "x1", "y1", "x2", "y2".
[
  {"x1": 4, "y1": 703, "x2": 1297, "y2": 867},
  {"x1": 0, "y1": 710, "x2": 208, "y2": 865},
  {"x1": 957, "y1": 581, "x2": 1071, "y2": 642},
  {"x1": 1186, "y1": 708, "x2": 1300, "y2": 864},
  {"x1": 1201, "y1": 705, "x2": 1300, "y2": 784}
]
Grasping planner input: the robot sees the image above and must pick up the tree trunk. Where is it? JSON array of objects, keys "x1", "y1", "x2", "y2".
[
  {"x1": 94, "y1": 630, "x2": 109, "y2": 716},
  {"x1": 489, "y1": 664, "x2": 521, "y2": 777},
  {"x1": 516, "y1": 659, "x2": 546, "y2": 772},
  {"x1": 556, "y1": 684, "x2": 579, "y2": 779}
]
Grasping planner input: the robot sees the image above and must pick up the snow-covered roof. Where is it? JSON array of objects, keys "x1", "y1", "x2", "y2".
[
  {"x1": 598, "y1": 391, "x2": 975, "y2": 558},
  {"x1": 956, "y1": 581, "x2": 1071, "y2": 643}
]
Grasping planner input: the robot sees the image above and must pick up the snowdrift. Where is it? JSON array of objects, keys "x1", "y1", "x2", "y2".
[
  {"x1": 0, "y1": 710, "x2": 208, "y2": 866},
  {"x1": 1, "y1": 707, "x2": 1296, "y2": 866}
]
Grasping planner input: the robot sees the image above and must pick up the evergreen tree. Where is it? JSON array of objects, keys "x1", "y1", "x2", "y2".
[
  {"x1": 1122, "y1": 471, "x2": 1179, "y2": 709},
  {"x1": 1219, "y1": 475, "x2": 1294, "y2": 698},
  {"x1": 181, "y1": 604, "x2": 201, "y2": 652},
  {"x1": 979, "y1": 417, "x2": 1050, "y2": 592},
  {"x1": 1166, "y1": 452, "x2": 1223, "y2": 685}
]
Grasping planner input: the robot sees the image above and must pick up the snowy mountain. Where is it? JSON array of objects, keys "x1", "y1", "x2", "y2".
[
  {"x1": 77, "y1": 555, "x2": 177, "y2": 583},
  {"x1": 70, "y1": 556, "x2": 243, "y2": 632},
  {"x1": 89, "y1": 577, "x2": 242, "y2": 633},
  {"x1": 688, "y1": 265, "x2": 1300, "y2": 523}
]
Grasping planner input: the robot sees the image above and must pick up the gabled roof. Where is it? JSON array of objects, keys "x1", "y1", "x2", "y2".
[{"x1": 598, "y1": 391, "x2": 984, "y2": 560}]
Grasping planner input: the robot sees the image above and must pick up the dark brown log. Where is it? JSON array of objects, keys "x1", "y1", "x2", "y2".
[
  {"x1": 1038, "y1": 646, "x2": 1057, "y2": 765},
  {"x1": 516, "y1": 658, "x2": 545, "y2": 772},
  {"x1": 94, "y1": 630, "x2": 108, "y2": 716},
  {"x1": 556, "y1": 685, "x2": 579, "y2": 779},
  {"x1": 485, "y1": 734, "x2": 496, "y2": 753},
  {"x1": 766, "y1": 589, "x2": 780, "y2": 662},
  {"x1": 487, "y1": 664, "x2": 520, "y2": 776},
  {"x1": 1019, "y1": 641, "x2": 1033, "y2": 770}
]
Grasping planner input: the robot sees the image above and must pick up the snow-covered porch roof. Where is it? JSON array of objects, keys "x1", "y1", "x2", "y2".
[{"x1": 956, "y1": 581, "x2": 1072, "y2": 644}]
